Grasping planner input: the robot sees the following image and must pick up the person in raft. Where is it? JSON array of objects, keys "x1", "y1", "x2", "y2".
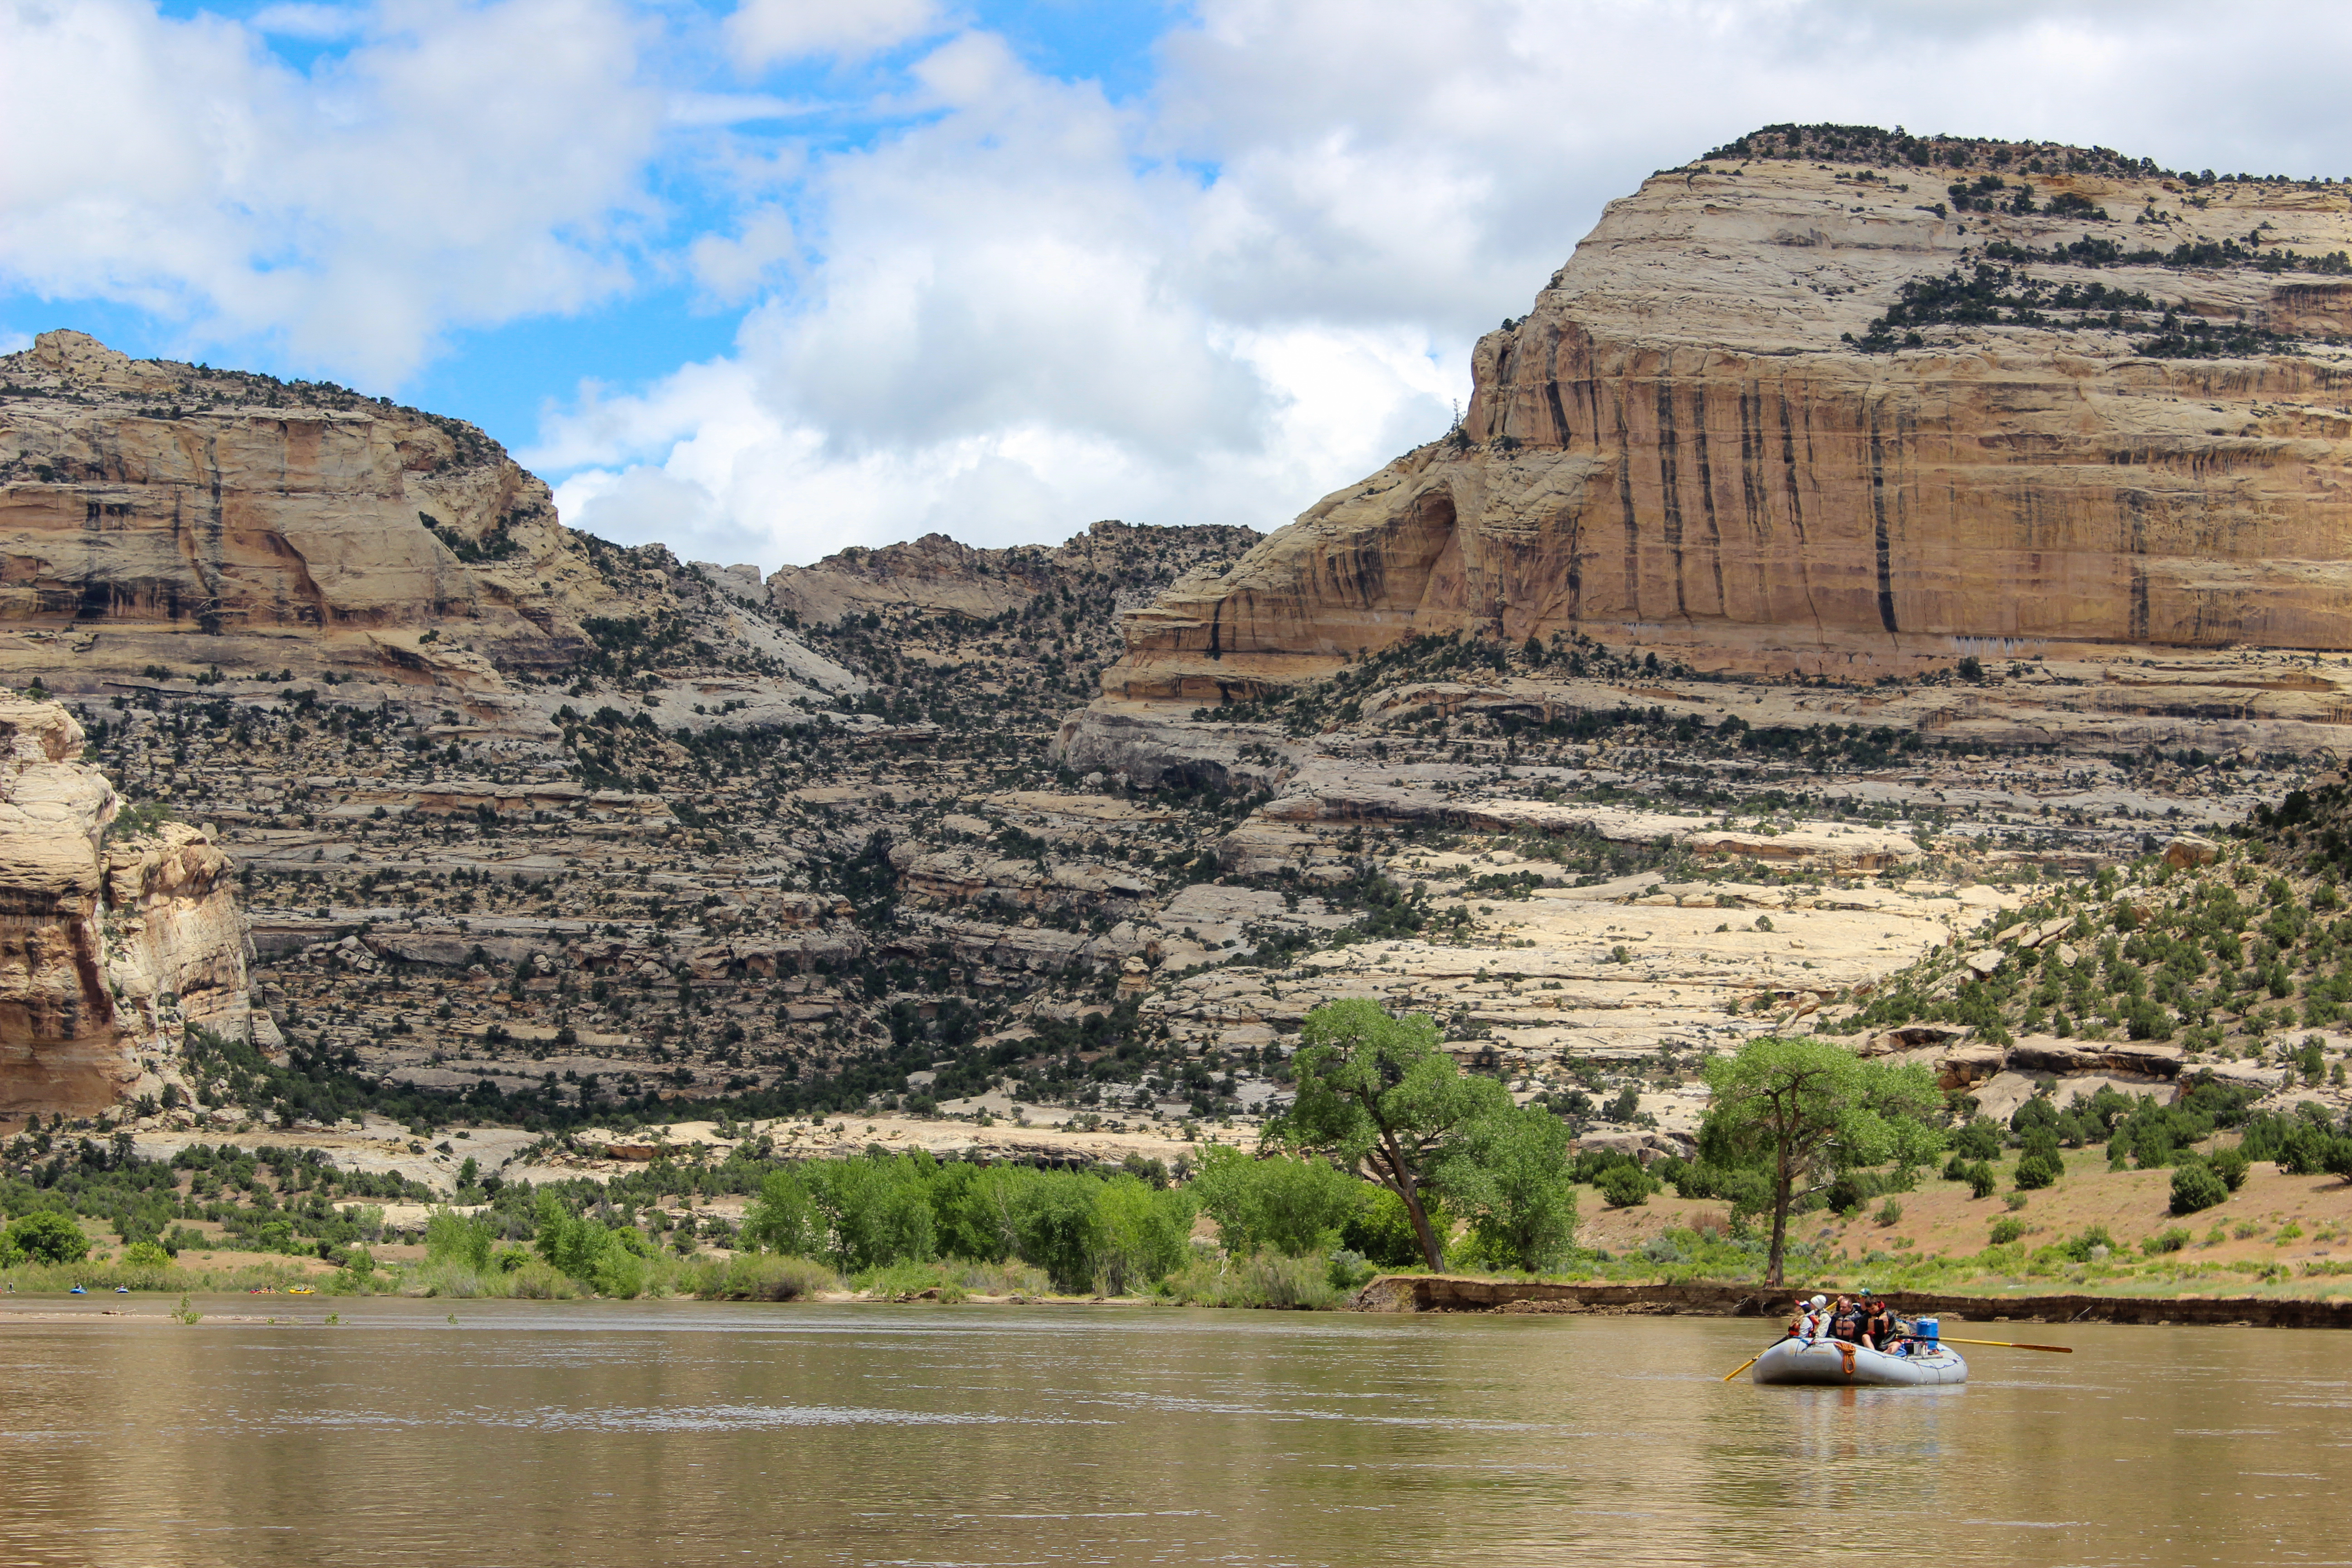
[
  {"x1": 1830, "y1": 1294, "x2": 1864, "y2": 1343},
  {"x1": 1858, "y1": 1290, "x2": 1897, "y2": 1351},
  {"x1": 1786, "y1": 1294, "x2": 1832, "y2": 1341}
]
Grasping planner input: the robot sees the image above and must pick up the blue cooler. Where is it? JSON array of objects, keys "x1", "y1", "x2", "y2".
[{"x1": 1917, "y1": 1317, "x2": 1940, "y2": 1347}]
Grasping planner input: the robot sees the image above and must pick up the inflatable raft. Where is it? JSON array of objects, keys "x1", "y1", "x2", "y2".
[{"x1": 1751, "y1": 1338, "x2": 1968, "y2": 1387}]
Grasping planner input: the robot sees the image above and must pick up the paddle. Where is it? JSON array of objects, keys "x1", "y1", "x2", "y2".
[
  {"x1": 1936, "y1": 1336, "x2": 2073, "y2": 1353},
  {"x1": 1721, "y1": 1352, "x2": 1765, "y2": 1382}
]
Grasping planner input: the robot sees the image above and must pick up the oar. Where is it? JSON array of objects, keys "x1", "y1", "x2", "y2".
[
  {"x1": 1937, "y1": 1336, "x2": 2073, "y2": 1353},
  {"x1": 1721, "y1": 1335, "x2": 1787, "y2": 1372}
]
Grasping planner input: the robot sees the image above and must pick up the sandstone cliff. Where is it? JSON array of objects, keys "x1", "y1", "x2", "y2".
[
  {"x1": 0, "y1": 696, "x2": 248, "y2": 1121},
  {"x1": 0, "y1": 330, "x2": 853, "y2": 719},
  {"x1": 1102, "y1": 126, "x2": 2352, "y2": 702},
  {"x1": 768, "y1": 520, "x2": 1261, "y2": 629}
]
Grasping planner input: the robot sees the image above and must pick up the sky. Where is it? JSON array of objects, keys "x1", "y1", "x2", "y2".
[{"x1": 7, "y1": 0, "x2": 2352, "y2": 570}]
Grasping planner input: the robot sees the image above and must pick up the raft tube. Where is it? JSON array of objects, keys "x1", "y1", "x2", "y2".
[{"x1": 1751, "y1": 1338, "x2": 1967, "y2": 1387}]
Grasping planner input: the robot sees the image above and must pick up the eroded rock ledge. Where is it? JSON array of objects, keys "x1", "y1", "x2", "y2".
[{"x1": 0, "y1": 697, "x2": 249, "y2": 1119}]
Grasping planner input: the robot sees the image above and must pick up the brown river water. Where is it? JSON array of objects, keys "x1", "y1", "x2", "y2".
[{"x1": 1, "y1": 1298, "x2": 2347, "y2": 1567}]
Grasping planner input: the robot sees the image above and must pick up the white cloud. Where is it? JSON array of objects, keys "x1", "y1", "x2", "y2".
[
  {"x1": 19, "y1": 0, "x2": 2352, "y2": 571},
  {"x1": 250, "y1": 3, "x2": 365, "y2": 39},
  {"x1": 723, "y1": 0, "x2": 941, "y2": 69},
  {"x1": 686, "y1": 207, "x2": 801, "y2": 305},
  {"x1": 543, "y1": 0, "x2": 2352, "y2": 568},
  {"x1": 0, "y1": 0, "x2": 664, "y2": 383}
]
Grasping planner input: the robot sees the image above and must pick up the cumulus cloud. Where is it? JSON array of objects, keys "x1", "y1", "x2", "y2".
[
  {"x1": 545, "y1": 0, "x2": 2352, "y2": 568},
  {"x1": 15, "y1": 0, "x2": 2352, "y2": 567},
  {"x1": 723, "y1": 0, "x2": 942, "y2": 69},
  {"x1": 0, "y1": 0, "x2": 663, "y2": 383},
  {"x1": 249, "y1": 3, "x2": 366, "y2": 39}
]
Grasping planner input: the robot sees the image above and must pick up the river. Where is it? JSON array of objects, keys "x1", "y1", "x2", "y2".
[{"x1": 1, "y1": 1298, "x2": 2344, "y2": 1566}]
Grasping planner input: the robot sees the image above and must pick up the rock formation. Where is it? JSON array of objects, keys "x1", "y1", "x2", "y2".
[
  {"x1": 767, "y1": 520, "x2": 1261, "y2": 632},
  {"x1": 1101, "y1": 126, "x2": 2352, "y2": 703},
  {"x1": 0, "y1": 329, "x2": 852, "y2": 719},
  {"x1": 0, "y1": 696, "x2": 248, "y2": 1120}
]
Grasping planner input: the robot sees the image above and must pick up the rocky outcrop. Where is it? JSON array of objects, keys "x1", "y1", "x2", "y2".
[
  {"x1": 769, "y1": 519, "x2": 1261, "y2": 630},
  {"x1": 1099, "y1": 128, "x2": 2352, "y2": 703},
  {"x1": 0, "y1": 697, "x2": 250, "y2": 1120},
  {"x1": 0, "y1": 330, "x2": 853, "y2": 713},
  {"x1": 0, "y1": 332, "x2": 590, "y2": 667}
]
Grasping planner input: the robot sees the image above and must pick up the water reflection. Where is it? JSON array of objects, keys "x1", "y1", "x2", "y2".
[{"x1": 0, "y1": 1300, "x2": 2345, "y2": 1567}]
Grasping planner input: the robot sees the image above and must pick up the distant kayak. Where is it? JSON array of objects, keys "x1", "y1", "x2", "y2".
[
  {"x1": 286, "y1": 1286, "x2": 315, "y2": 1296},
  {"x1": 1752, "y1": 1338, "x2": 1967, "y2": 1387},
  {"x1": 69, "y1": 1285, "x2": 86, "y2": 1295}
]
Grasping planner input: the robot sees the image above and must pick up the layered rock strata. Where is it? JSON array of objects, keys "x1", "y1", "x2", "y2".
[
  {"x1": 1100, "y1": 129, "x2": 2352, "y2": 702},
  {"x1": 0, "y1": 697, "x2": 248, "y2": 1119},
  {"x1": 0, "y1": 330, "x2": 853, "y2": 720}
]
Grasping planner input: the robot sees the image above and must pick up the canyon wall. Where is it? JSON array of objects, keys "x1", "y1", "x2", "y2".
[
  {"x1": 1102, "y1": 130, "x2": 2352, "y2": 701},
  {"x1": 0, "y1": 330, "x2": 854, "y2": 717},
  {"x1": 0, "y1": 697, "x2": 248, "y2": 1120}
]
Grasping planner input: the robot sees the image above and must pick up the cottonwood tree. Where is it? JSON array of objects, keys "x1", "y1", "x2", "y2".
[
  {"x1": 1697, "y1": 1036, "x2": 1943, "y2": 1285},
  {"x1": 1267, "y1": 998, "x2": 1568, "y2": 1272}
]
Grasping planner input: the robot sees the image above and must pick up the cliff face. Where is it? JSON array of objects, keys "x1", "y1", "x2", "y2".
[
  {"x1": 0, "y1": 331, "x2": 600, "y2": 669},
  {"x1": 1103, "y1": 129, "x2": 2352, "y2": 701},
  {"x1": 0, "y1": 697, "x2": 248, "y2": 1121},
  {"x1": 767, "y1": 520, "x2": 1263, "y2": 629},
  {"x1": 0, "y1": 331, "x2": 858, "y2": 716}
]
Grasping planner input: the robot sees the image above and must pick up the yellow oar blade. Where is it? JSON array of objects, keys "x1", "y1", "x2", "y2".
[
  {"x1": 1940, "y1": 1336, "x2": 2073, "y2": 1353},
  {"x1": 1721, "y1": 1354, "x2": 1763, "y2": 1382}
]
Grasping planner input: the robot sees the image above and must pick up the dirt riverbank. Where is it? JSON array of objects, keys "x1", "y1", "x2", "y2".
[{"x1": 1357, "y1": 1274, "x2": 2352, "y2": 1329}]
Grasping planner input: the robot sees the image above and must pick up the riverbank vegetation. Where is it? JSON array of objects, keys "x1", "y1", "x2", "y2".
[{"x1": 10, "y1": 999, "x2": 2351, "y2": 1309}]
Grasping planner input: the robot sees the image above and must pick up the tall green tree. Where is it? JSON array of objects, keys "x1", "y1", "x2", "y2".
[
  {"x1": 1009, "y1": 1170, "x2": 1106, "y2": 1292},
  {"x1": 1265, "y1": 998, "x2": 1517, "y2": 1270},
  {"x1": 810, "y1": 1150, "x2": 937, "y2": 1271},
  {"x1": 1437, "y1": 1104, "x2": 1578, "y2": 1273},
  {"x1": 1697, "y1": 1036, "x2": 1943, "y2": 1285},
  {"x1": 740, "y1": 1167, "x2": 822, "y2": 1256},
  {"x1": 1092, "y1": 1175, "x2": 1196, "y2": 1294}
]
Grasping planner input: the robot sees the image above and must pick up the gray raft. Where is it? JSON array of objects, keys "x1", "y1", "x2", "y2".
[{"x1": 1751, "y1": 1338, "x2": 1968, "y2": 1387}]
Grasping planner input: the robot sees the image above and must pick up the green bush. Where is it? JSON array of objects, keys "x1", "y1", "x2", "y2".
[
  {"x1": 2141, "y1": 1226, "x2": 2192, "y2": 1254},
  {"x1": 530, "y1": 1192, "x2": 649, "y2": 1295},
  {"x1": 3, "y1": 1211, "x2": 90, "y2": 1265},
  {"x1": 1989, "y1": 1217, "x2": 2025, "y2": 1245},
  {"x1": 2208, "y1": 1145, "x2": 2250, "y2": 1191},
  {"x1": 1190, "y1": 1148, "x2": 1361, "y2": 1257},
  {"x1": 424, "y1": 1207, "x2": 495, "y2": 1272},
  {"x1": 1953, "y1": 1117, "x2": 2006, "y2": 1161},
  {"x1": 1339, "y1": 1187, "x2": 1447, "y2": 1269},
  {"x1": 1160, "y1": 1248, "x2": 1346, "y2": 1309},
  {"x1": 2057, "y1": 1224, "x2": 2114, "y2": 1262},
  {"x1": 2169, "y1": 1162, "x2": 2229, "y2": 1215},
  {"x1": 121, "y1": 1239, "x2": 173, "y2": 1269},
  {"x1": 1597, "y1": 1163, "x2": 1659, "y2": 1209},
  {"x1": 2014, "y1": 1150, "x2": 2063, "y2": 1190}
]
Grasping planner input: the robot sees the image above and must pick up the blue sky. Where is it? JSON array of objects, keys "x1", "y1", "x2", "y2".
[{"x1": 8, "y1": 0, "x2": 2350, "y2": 568}]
